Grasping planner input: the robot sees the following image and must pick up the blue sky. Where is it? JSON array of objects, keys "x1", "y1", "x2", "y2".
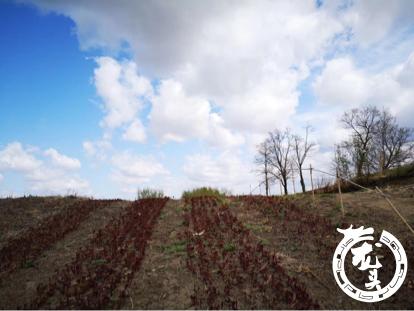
[{"x1": 1, "y1": 1, "x2": 414, "y2": 198}]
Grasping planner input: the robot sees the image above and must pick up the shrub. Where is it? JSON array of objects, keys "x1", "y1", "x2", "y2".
[
  {"x1": 181, "y1": 187, "x2": 231, "y2": 199},
  {"x1": 137, "y1": 188, "x2": 164, "y2": 199}
]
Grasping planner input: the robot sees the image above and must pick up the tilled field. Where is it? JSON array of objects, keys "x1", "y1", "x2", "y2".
[{"x1": 0, "y1": 189, "x2": 413, "y2": 309}]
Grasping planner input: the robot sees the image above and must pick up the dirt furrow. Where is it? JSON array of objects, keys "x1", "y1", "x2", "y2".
[
  {"x1": 123, "y1": 200, "x2": 195, "y2": 310},
  {"x1": 0, "y1": 196, "x2": 85, "y2": 248},
  {"x1": 231, "y1": 197, "x2": 413, "y2": 309},
  {"x1": 0, "y1": 200, "x2": 129, "y2": 309}
]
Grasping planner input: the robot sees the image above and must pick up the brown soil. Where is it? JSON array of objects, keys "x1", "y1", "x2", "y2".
[
  {"x1": 0, "y1": 185, "x2": 413, "y2": 310},
  {"x1": 232, "y1": 184, "x2": 414, "y2": 309},
  {"x1": 0, "y1": 196, "x2": 84, "y2": 248},
  {"x1": 122, "y1": 199, "x2": 196, "y2": 310},
  {"x1": 0, "y1": 200, "x2": 129, "y2": 309}
]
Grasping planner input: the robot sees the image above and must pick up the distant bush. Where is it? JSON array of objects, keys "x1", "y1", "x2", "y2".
[
  {"x1": 181, "y1": 187, "x2": 231, "y2": 199},
  {"x1": 137, "y1": 188, "x2": 164, "y2": 199}
]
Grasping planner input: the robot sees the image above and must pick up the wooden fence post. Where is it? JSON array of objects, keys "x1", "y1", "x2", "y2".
[
  {"x1": 310, "y1": 164, "x2": 315, "y2": 205},
  {"x1": 336, "y1": 169, "x2": 344, "y2": 217}
]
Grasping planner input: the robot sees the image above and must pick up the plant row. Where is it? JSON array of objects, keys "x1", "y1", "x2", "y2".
[
  {"x1": 237, "y1": 195, "x2": 345, "y2": 258},
  {"x1": 0, "y1": 199, "x2": 118, "y2": 276},
  {"x1": 26, "y1": 198, "x2": 168, "y2": 309},
  {"x1": 183, "y1": 196, "x2": 319, "y2": 309}
]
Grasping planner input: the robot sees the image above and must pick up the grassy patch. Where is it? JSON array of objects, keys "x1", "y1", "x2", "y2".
[
  {"x1": 318, "y1": 193, "x2": 333, "y2": 198},
  {"x1": 91, "y1": 258, "x2": 107, "y2": 266},
  {"x1": 21, "y1": 260, "x2": 35, "y2": 269},
  {"x1": 159, "y1": 211, "x2": 168, "y2": 220},
  {"x1": 259, "y1": 238, "x2": 271, "y2": 246},
  {"x1": 245, "y1": 223, "x2": 272, "y2": 233},
  {"x1": 223, "y1": 243, "x2": 236, "y2": 252},
  {"x1": 162, "y1": 240, "x2": 186, "y2": 254},
  {"x1": 181, "y1": 187, "x2": 231, "y2": 200},
  {"x1": 137, "y1": 188, "x2": 164, "y2": 199}
]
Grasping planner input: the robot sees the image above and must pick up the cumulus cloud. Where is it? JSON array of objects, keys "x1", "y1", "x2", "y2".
[
  {"x1": 122, "y1": 119, "x2": 146, "y2": 143},
  {"x1": 30, "y1": 0, "x2": 347, "y2": 137},
  {"x1": 44, "y1": 148, "x2": 81, "y2": 170},
  {"x1": 183, "y1": 152, "x2": 256, "y2": 192},
  {"x1": 313, "y1": 53, "x2": 414, "y2": 126},
  {"x1": 23, "y1": 0, "x2": 414, "y2": 194},
  {"x1": 207, "y1": 113, "x2": 245, "y2": 149},
  {"x1": 111, "y1": 151, "x2": 169, "y2": 193},
  {"x1": 150, "y1": 80, "x2": 210, "y2": 142},
  {"x1": 26, "y1": 166, "x2": 89, "y2": 194},
  {"x1": 82, "y1": 137, "x2": 112, "y2": 160},
  {"x1": 313, "y1": 57, "x2": 370, "y2": 108},
  {"x1": 94, "y1": 57, "x2": 152, "y2": 129},
  {"x1": 340, "y1": 0, "x2": 414, "y2": 47},
  {"x1": 30, "y1": 1, "x2": 414, "y2": 136},
  {"x1": 0, "y1": 142, "x2": 89, "y2": 195},
  {"x1": 0, "y1": 142, "x2": 41, "y2": 172}
]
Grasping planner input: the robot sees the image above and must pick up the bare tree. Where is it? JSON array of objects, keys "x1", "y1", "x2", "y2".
[
  {"x1": 332, "y1": 144, "x2": 351, "y2": 179},
  {"x1": 255, "y1": 141, "x2": 271, "y2": 196},
  {"x1": 293, "y1": 126, "x2": 315, "y2": 193},
  {"x1": 374, "y1": 109, "x2": 413, "y2": 173},
  {"x1": 267, "y1": 128, "x2": 292, "y2": 195},
  {"x1": 341, "y1": 106, "x2": 380, "y2": 177},
  {"x1": 337, "y1": 105, "x2": 413, "y2": 179}
]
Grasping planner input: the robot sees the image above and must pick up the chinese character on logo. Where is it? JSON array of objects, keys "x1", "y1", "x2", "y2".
[
  {"x1": 351, "y1": 241, "x2": 382, "y2": 290},
  {"x1": 333, "y1": 225, "x2": 408, "y2": 302}
]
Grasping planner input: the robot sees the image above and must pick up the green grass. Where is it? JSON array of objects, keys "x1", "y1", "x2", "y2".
[
  {"x1": 245, "y1": 223, "x2": 272, "y2": 233},
  {"x1": 381, "y1": 162, "x2": 414, "y2": 178},
  {"x1": 181, "y1": 187, "x2": 231, "y2": 199},
  {"x1": 259, "y1": 238, "x2": 271, "y2": 246},
  {"x1": 314, "y1": 162, "x2": 414, "y2": 194},
  {"x1": 162, "y1": 240, "x2": 186, "y2": 254},
  {"x1": 91, "y1": 258, "x2": 107, "y2": 266},
  {"x1": 21, "y1": 260, "x2": 35, "y2": 269},
  {"x1": 223, "y1": 243, "x2": 236, "y2": 252},
  {"x1": 137, "y1": 188, "x2": 164, "y2": 199}
]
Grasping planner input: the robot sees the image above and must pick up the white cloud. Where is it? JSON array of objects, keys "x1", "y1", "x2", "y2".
[
  {"x1": 340, "y1": 0, "x2": 414, "y2": 47},
  {"x1": 292, "y1": 112, "x2": 349, "y2": 149},
  {"x1": 44, "y1": 148, "x2": 81, "y2": 170},
  {"x1": 94, "y1": 57, "x2": 152, "y2": 129},
  {"x1": 122, "y1": 119, "x2": 146, "y2": 143},
  {"x1": 150, "y1": 79, "x2": 210, "y2": 142},
  {"x1": 207, "y1": 113, "x2": 245, "y2": 149},
  {"x1": 83, "y1": 141, "x2": 96, "y2": 157},
  {"x1": 0, "y1": 142, "x2": 42, "y2": 172},
  {"x1": 31, "y1": 1, "x2": 346, "y2": 137},
  {"x1": 395, "y1": 52, "x2": 414, "y2": 89},
  {"x1": 82, "y1": 138, "x2": 112, "y2": 160},
  {"x1": 150, "y1": 79, "x2": 245, "y2": 148},
  {"x1": 313, "y1": 53, "x2": 414, "y2": 126},
  {"x1": 0, "y1": 173, "x2": 3, "y2": 182},
  {"x1": 183, "y1": 151, "x2": 256, "y2": 192},
  {"x1": 22, "y1": 0, "x2": 414, "y2": 197},
  {"x1": 0, "y1": 142, "x2": 89, "y2": 195},
  {"x1": 30, "y1": 1, "x2": 414, "y2": 136},
  {"x1": 341, "y1": 1, "x2": 399, "y2": 46},
  {"x1": 26, "y1": 166, "x2": 89, "y2": 194},
  {"x1": 313, "y1": 57, "x2": 370, "y2": 108},
  {"x1": 111, "y1": 151, "x2": 169, "y2": 193}
]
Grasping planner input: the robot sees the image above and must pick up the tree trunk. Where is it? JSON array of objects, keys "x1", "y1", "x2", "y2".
[
  {"x1": 299, "y1": 166, "x2": 306, "y2": 193},
  {"x1": 282, "y1": 175, "x2": 288, "y2": 195},
  {"x1": 356, "y1": 157, "x2": 363, "y2": 178},
  {"x1": 264, "y1": 162, "x2": 269, "y2": 196}
]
